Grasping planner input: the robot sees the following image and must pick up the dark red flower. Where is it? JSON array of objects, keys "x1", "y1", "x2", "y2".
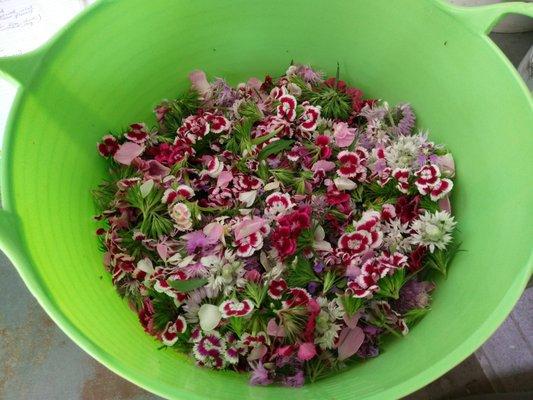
[
  {"x1": 408, "y1": 245, "x2": 427, "y2": 272},
  {"x1": 138, "y1": 298, "x2": 155, "y2": 335},
  {"x1": 395, "y1": 195, "x2": 421, "y2": 224},
  {"x1": 97, "y1": 135, "x2": 119, "y2": 157}
]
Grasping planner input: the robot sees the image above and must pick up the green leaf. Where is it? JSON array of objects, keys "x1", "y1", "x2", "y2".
[
  {"x1": 258, "y1": 139, "x2": 294, "y2": 160},
  {"x1": 152, "y1": 291, "x2": 179, "y2": 331},
  {"x1": 338, "y1": 294, "x2": 364, "y2": 317},
  {"x1": 309, "y1": 87, "x2": 351, "y2": 120},
  {"x1": 286, "y1": 256, "x2": 318, "y2": 288},
  {"x1": 271, "y1": 169, "x2": 295, "y2": 185},
  {"x1": 420, "y1": 196, "x2": 440, "y2": 213},
  {"x1": 244, "y1": 282, "x2": 268, "y2": 308},
  {"x1": 256, "y1": 162, "x2": 270, "y2": 181},
  {"x1": 238, "y1": 101, "x2": 263, "y2": 123},
  {"x1": 378, "y1": 268, "x2": 407, "y2": 299},
  {"x1": 424, "y1": 240, "x2": 462, "y2": 277},
  {"x1": 403, "y1": 307, "x2": 431, "y2": 326},
  {"x1": 229, "y1": 317, "x2": 247, "y2": 337},
  {"x1": 251, "y1": 127, "x2": 282, "y2": 146},
  {"x1": 167, "y1": 278, "x2": 208, "y2": 292}
]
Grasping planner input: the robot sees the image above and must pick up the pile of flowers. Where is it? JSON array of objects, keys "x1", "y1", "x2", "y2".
[{"x1": 93, "y1": 64, "x2": 458, "y2": 386}]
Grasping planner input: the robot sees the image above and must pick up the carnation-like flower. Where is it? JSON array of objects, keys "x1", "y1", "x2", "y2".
[
  {"x1": 410, "y1": 210, "x2": 456, "y2": 252},
  {"x1": 170, "y1": 203, "x2": 193, "y2": 231},
  {"x1": 333, "y1": 121, "x2": 356, "y2": 148}
]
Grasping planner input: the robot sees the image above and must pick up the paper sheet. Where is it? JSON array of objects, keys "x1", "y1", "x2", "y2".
[{"x1": 0, "y1": 0, "x2": 90, "y2": 144}]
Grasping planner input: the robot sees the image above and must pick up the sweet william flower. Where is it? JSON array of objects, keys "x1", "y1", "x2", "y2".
[
  {"x1": 113, "y1": 142, "x2": 144, "y2": 165},
  {"x1": 170, "y1": 203, "x2": 193, "y2": 232},
  {"x1": 333, "y1": 121, "x2": 356, "y2": 147},
  {"x1": 97, "y1": 135, "x2": 119, "y2": 157},
  {"x1": 410, "y1": 210, "x2": 456, "y2": 252}
]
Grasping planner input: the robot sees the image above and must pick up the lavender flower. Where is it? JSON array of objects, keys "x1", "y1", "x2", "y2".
[
  {"x1": 393, "y1": 103, "x2": 416, "y2": 136},
  {"x1": 394, "y1": 280, "x2": 435, "y2": 314},
  {"x1": 249, "y1": 362, "x2": 273, "y2": 386},
  {"x1": 211, "y1": 78, "x2": 238, "y2": 108}
]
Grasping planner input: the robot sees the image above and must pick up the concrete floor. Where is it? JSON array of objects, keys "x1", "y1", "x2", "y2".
[{"x1": 0, "y1": 13, "x2": 532, "y2": 400}]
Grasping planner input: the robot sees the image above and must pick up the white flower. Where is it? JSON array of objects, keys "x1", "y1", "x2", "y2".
[
  {"x1": 238, "y1": 190, "x2": 258, "y2": 207},
  {"x1": 139, "y1": 179, "x2": 154, "y2": 197},
  {"x1": 315, "y1": 323, "x2": 342, "y2": 350},
  {"x1": 333, "y1": 177, "x2": 357, "y2": 191},
  {"x1": 410, "y1": 210, "x2": 456, "y2": 253},
  {"x1": 198, "y1": 304, "x2": 222, "y2": 332},
  {"x1": 382, "y1": 218, "x2": 413, "y2": 253},
  {"x1": 170, "y1": 203, "x2": 193, "y2": 231},
  {"x1": 313, "y1": 225, "x2": 332, "y2": 252},
  {"x1": 386, "y1": 135, "x2": 424, "y2": 170}
]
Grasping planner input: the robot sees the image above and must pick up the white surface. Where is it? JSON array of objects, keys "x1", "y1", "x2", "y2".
[{"x1": 0, "y1": 0, "x2": 87, "y2": 148}]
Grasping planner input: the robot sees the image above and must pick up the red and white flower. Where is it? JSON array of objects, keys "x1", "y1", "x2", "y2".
[
  {"x1": 415, "y1": 164, "x2": 453, "y2": 201},
  {"x1": 233, "y1": 174, "x2": 263, "y2": 192},
  {"x1": 282, "y1": 288, "x2": 311, "y2": 308},
  {"x1": 219, "y1": 299, "x2": 254, "y2": 318},
  {"x1": 125, "y1": 123, "x2": 150, "y2": 143},
  {"x1": 205, "y1": 156, "x2": 224, "y2": 178},
  {"x1": 177, "y1": 114, "x2": 210, "y2": 144},
  {"x1": 392, "y1": 168, "x2": 410, "y2": 193},
  {"x1": 205, "y1": 112, "x2": 230, "y2": 133},
  {"x1": 276, "y1": 95, "x2": 297, "y2": 122},
  {"x1": 268, "y1": 278, "x2": 288, "y2": 299},
  {"x1": 264, "y1": 192, "x2": 293, "y2": 218},
  {"x1": 379, "y1": 252, "x2": 408, "y2": 272},
  {"x1": 162, "y1": 184, "x2": 195, "y2": 204},
  {"x1": 161, "y1": 316, "x2": 187, "y2": 346},
  {"x1": 299, "y1": 105, "x2": 320, "y2": 131},
  {"x1": 233, "y1": 216, "x2": 270, "y2": 258},
  {"x1": 97, "y1": 135, "x2": 119, "y2": 157},
  {"x1": 270, "y1": 86, "x2": 288, "y2": 99},
  {"x1": 337, "y1": 148, "x2": 368, "y2": 181}
]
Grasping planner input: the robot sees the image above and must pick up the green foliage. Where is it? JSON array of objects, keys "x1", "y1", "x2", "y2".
[
  {"x1": 420, "y1": 196, "x2": 440, "y2": 213},
  {"x1": 228, "y1": 317, "x2": 247, "y2": 338},
  {"x1": 226, "y1": 118, "x2": 253, "y2": 155},
  {"x1": 424, "y1": 240, "x2": 462, "y2": 276},
  {"x1": 309, "y1": 87, "x2": 352, "y2": 120},
  {"x1": 256, "y1": 161, "x2": 270, "y2": 181},
  {"x1": 257, "y1": 139, "x2": 294, "y2": 161},
  {"x1": 92, "y1": 180, "x2": 116, "y2": 211},
  {"x1": 152, "y1": 291, "x2": 179, "y2": 332},
  {"x1": 403, "y1": 307, "x2": 431, "y2": 326},
  {"x1": 244, "y1": 282, "x2": 268, "y2": 308},
  {"x1": 118, "y1": 230, "x2": 156, "y2": 259},
  {"x1": 378, "y1": 268, "x2": 407, "y2": 299},
  {"x1": 305, "y1": 351, "x2": 340, "y2": 383},
  {"x1": 322, "y1": 270, "x2": 340, "y2": 294},
  {"x1": 167, "y1": 278, "x2": 208, "y2": 292},
  {"x1": 276, "y1": 306, "x2": 308, "y2": 342},
  {"x1": 339, "y1": 294, "x2": 364, "y2": 317},
  {"x1": 158, "y1": 90, "x2": 200, "y2": 134},
  {"x1": 271, "y1": 169, "x2": 295, "y2": 185},
  {"x1": 296, "y1": 229, "x2": 315, "y2": 251},
  {"x1": 127, "y1": 185, "x2": 173, "y2": 239},
  {"x1": 286, "y1": 256, "x2": 318, "y2": 288},
  {"x1": 238, "y1": 101, "x2": 263, "y2": 123},
  {"x1": 116, "y1": 279, "x2": 143, "y2": 311}
]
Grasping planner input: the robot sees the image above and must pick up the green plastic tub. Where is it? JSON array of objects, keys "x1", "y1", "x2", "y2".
[{"x1": 0, "y1": 1, "x2": 531, "y2": 399}]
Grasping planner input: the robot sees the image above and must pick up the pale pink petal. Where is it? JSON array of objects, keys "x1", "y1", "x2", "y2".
[
  {"x1": 343, "y1": 313, "x2": 361, "y2": 329},
  {"x1": 297, "y1": 342, "x2": 317, "y2": 361},
  {"x1": 113, "y1": 142, "x2": 144, "y2": 165},
  {"x1": 248, "y1": 344, "x2": 268, "y2": 361},
  {"x1": 204, "y1": 222, "x2": 224, "y2": 243},
  {"x1": 234, "y1": 217, "x2": 266, "y2": 241},
  {"x1": 247, "y1": 77, "x2": 262, "y2": 91},
  {"x1": 439, "y1": 196, "x2": 451, "y2": 213},
  {"x1": 189, "y1": 70, "x2": 211, "y2": 96},
  {"x1": 337, "y1": 327, "x2": 364, "y2": 361},
  {"x1": 267, "y1": 318, "x2": 286, "y2": 337},
  {"x1": 311, "y1": 160, "x2": 336, "y2": 173},
  {"x1": 216, "y1": 170, "x2": 233, "y2": 188},
  {"x1": 145, "y1": 160, "x2": 170, "y2": 180},
  {"x1": 156, "y1": 243, "x2": 169, "y2": 260}
]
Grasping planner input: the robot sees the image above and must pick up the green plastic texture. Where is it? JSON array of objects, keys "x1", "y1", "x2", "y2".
[{"x1": 0, "y1": 1, "x2": 531, "y2": 399}]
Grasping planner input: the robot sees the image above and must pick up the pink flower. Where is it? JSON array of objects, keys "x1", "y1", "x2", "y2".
[
  {"x1": 219, "y1": 299, "x2": 254, "y2": 318},
  {"x1": 216, "y1": 170, "x2": 233, "y2": 188},
  {"x1": 267, "y1": 318, "x2": 286, "y2": 337},
  {"x1": 276, "y1": 94, "x2": 297, "y2": 122},
  {"x1": 337, "y1": 148, "x2": 368, "y2": 180},
  {"x1": 162, "y1": 184, "x2": 195, "y2": 204},
  {"x1": 333, "y1": 121, "x2": 356, "y2": 148},
  {"x1": 204, "y1": 112, "x2": 230, "y2": 133},
  {"x1": 177, "y1": 114, "x2": 210, "y2": 144},
  {"x1": 143, "y1": 160, "x2": 170, "y2": 180},
  {"x1": 415, "y1": 164, "x2": 453, "y2": 201},
  {"x1": 299, "y1": 105, "x2": 320, "y2": 131},
  {"x1": 392, "y1": 168, "x2": 410, "y2": 193},
  {"x1": 268, "y1": 279, "x2": 288, "y2": 299},
  {"x1": 264, "y1": 192, "x2": 293, "y2": 218},
  {"x1": 113, "y1": 142, "x2": 144, "y2": 165},
  {"x1": 125, "y1": 123, "x2": 150, "y2": 143},
  {"x1": 337, "y1": 325, "x2": 364, "y2": 361},
  {"x1": 233, "y1": 217, "x2": 269, "y2": 257},
  {"x1": 189, "y1": 69, "x2": 211, "y2": 97},
  {"x1": 282, "y1": 288, "x2": 311, "y2": 308},
  {"x1": 161, "y1": 316, "x2": 187, "y2": 346},
  {"x1": 297, "y1": 342, "x2": 317, "y2": 361},
  {"x1": 97, "y1": 135, "x2": 119, "y2": 157}
]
